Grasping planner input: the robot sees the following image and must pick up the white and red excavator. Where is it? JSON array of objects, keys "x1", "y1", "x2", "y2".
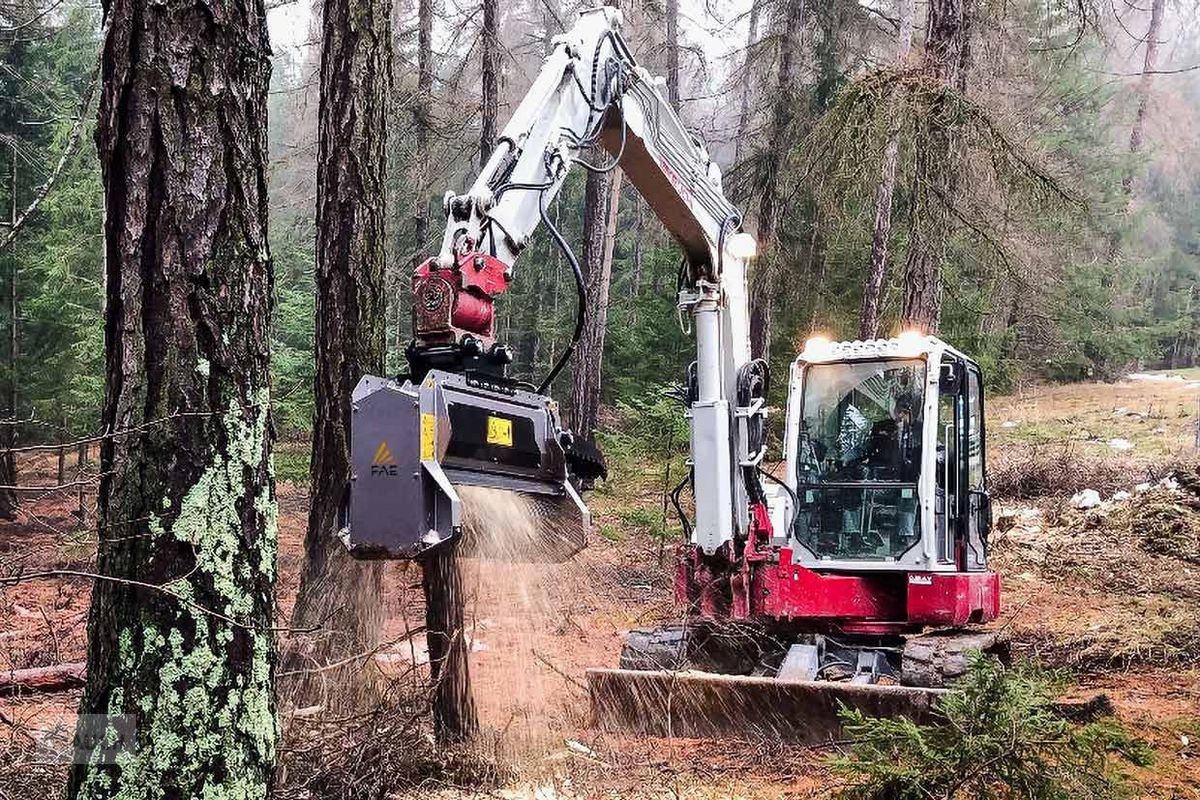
[{"x1": 341, "y1": 6, "x2": 1002, "y2": 740}]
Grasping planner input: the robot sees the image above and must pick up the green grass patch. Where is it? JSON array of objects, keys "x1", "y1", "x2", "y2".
[
  {"x1": 274, "y1": 443, "x2": 311, "y2": 484},
  {"x1": 598, "y1": 524, "x2": 626, "y2": 542}
]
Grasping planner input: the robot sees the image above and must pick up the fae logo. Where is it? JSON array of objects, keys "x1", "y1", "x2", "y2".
[{"x1": 370, "y1": 441, "x2": 398, "y2": 476}]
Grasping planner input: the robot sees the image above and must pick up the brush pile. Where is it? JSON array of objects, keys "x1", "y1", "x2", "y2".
[
  {"x1": 273, "y1": 698, "x2": 511, "y2": 800},
  {"x1": 993, "y1": 464, "x2": 1200, "y2": 671},
  {"x1": 988, "y1": 445, "x2": 1175, "y2": 500}
]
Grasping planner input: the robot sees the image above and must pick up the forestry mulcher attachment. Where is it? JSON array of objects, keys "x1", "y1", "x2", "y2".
[{"x1": 342, "y1": 6, "x2": 1002, "y2": 741}]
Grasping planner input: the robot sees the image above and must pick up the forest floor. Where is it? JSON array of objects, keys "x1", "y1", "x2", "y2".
[{"x1": 2, "y1": 374, "x2": 1200, "y2": 798}]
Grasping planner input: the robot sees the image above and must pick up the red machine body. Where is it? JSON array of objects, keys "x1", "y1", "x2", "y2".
[
  {"x1": 675, "y1": 494, "x2": 1000, "y2": 637},
  {"x1": 412, "y1": 250, "x2": 510, "y2": 346},
  {"x1": 676, "y1": 543, "x2": 1000, "y2": 635}
]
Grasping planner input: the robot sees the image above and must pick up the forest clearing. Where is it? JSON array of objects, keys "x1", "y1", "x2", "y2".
[
  {"x1": 3, "y1": 372, "x2": 1200, "y2": 798},
  {"x1": 2, "y1": 0, "x2": 1199, "y2": 795}
]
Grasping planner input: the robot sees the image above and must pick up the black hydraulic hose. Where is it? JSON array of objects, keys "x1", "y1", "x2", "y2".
[
  {"x1": 758, "y1": 467, "x2": 799, "y2": 531},
  {"x1": 537, "y1": 189, "x2": 587, "y2": 394},
  {"x1": 670, "y1": 473, "x2": 693, "y2": 540}
]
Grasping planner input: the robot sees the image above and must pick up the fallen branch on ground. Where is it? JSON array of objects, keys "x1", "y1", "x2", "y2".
[{"x1": 0, "y1": 662, "x2": 86, "y2": 696}]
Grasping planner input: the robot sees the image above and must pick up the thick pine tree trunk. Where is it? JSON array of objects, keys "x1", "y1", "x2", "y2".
[
  {"x1": 283, "y1": 0, "x2": 391, "y2": 714},
  {"x1": 749, "y1": 0, "x2": 806, "y2": 361},
  {"x1": 66, "y1": 0, "x2": 276, "y2": 794},
  {"x1": 571, "y1": 169, "x2": 622, "y2": 442},
  {"x1": 419, "y1": 0, "x2": 497, "y2": 745},
  {"x1": 900, "y1": 0, "x2": 973, "y2": 334},
  {"x1": 859, "y1": 0, "x2": 916, "y2": 340}
]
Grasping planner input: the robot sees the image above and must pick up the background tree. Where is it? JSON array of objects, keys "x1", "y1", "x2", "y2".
[
  {"x1": 66, "y1": 0, "x2": 277, "y2": 792},
  {"x1": 859, "y1": 0, "x2": 916, "y2": 339},
  {"x1": 481, "y1": 0, "x2": 499, "y2": 164},
  {"x1": 899, "y1": 0, "x2": 975, "y2": 332},
  {"x1": 748, "y1": 0, "x2": 807, "y2": 362},
  {"x1": 283, "y1": 0, "x2": 392, "y2": 713},
  {"x1": 571, "y1": 167, "x2": 623, "y2": 441},
  {"x1": 1122, "y1": 0, "x2": 1165, "y2": 195}
]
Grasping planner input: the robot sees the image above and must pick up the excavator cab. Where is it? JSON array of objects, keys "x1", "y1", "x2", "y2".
[{"x1": 784, "y1": 333, "x2": 993, "y2": 576}]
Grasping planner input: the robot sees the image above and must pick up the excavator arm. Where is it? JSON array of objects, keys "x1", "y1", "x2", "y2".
[{"x1": 410, "y1": 6, "x2": 772, "y2": 558}]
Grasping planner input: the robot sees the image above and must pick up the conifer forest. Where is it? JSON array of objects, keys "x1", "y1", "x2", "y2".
[{"x1": 1, "y1": 0, "x2": 1199, "y2": 796}]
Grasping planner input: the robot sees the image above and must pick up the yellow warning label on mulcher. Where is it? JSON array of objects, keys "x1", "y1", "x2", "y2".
[
  {"x1": 420, "y1": 413, "x2": 435, "y2": 460},
  {"x1": 486, "y1": 415, "x2": 513, "y2": 447}
]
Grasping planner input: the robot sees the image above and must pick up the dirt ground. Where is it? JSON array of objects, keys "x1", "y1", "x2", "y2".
[{"x1": 3, "y1": 374, "x2": 1200, "y2": 798}]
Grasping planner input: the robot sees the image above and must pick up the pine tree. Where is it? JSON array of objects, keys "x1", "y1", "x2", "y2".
[{"x1": 67, "y1": 0, "x2": 277, "y2": 792}]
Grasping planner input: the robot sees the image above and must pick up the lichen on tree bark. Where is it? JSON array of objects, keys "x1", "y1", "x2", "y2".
[{"x1": 67, "y1": 0, "x2": 277, "y2": 793}]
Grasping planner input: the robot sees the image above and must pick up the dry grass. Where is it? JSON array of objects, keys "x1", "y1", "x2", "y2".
[{"x1": 988, "y1": 445, "x2": 1175, "y2": 500}]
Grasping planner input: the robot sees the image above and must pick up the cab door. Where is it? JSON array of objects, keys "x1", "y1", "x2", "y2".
[
  {"x1": 963, "y1": 363, "x2": 991, "y2": 571},
  {"x1": 935, "y1": 358, "x2": 963, "y2": 566},
  {"x1": 934, "y1": 357, "x2": 991, "y2": 571}
]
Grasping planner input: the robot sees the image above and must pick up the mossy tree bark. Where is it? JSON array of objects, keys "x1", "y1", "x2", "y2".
[
  {"x1": 67, "y1": 0, "x2": 277, "y2": 794},
  {"x1": 282, "y1": 0, "x2": 391, "y2": 715}
]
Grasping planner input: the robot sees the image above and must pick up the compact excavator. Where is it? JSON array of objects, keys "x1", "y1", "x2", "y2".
[{"x1": 341, "y1": 6, "x2": 1002, "y2": 742}]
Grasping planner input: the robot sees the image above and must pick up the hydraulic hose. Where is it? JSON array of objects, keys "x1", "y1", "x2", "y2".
[{"x1": 537, "y1": 190, "x2": 588, "y2": 394}]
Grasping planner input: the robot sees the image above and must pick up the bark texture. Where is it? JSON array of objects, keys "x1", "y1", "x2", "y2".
[
  {"x1": 900, "y1": 0, "x2": 974, "y2": 334},
  {"x1": 67, "y1": 0, "x2": 276, "y2": 794},
  {"x1": 665, "y1": 0, "x2": 680, "y2": 108},
  {"x1": 480, "y1": 0, "x2": 499, "y2": 164},
  {"x1": 859, "y1": 0, "x2": 916, "y2": 340},
  {"x1": 422, "y1": 541, "x2": 478, "y2": 743},
  {"x1": 411, "y1": 0, "x2": 434, "y2": 261},
  {"x1": 571, "y1": 169, "x2": 622, "y2": 442},
  {"x1": 283, "y1": 0, "x2": 391, "y2": 714},
  {"x1": 749, "y1": 0, "x2": 806, "y2": 361}
]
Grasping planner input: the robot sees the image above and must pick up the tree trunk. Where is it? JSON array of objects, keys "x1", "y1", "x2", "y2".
[
  {"x1": 480, "y1": 0, "x2": 499, "y2": 165},
  {"x1": 571, "y1": 169, "x2": 622, "y2": 442},
  {"x1": 858, "y1": 0, "x2": 916, "y2": 340},
  {"x1": 665, "y1": 0, "x2": 680, "y2": 108},
  {"x1": 0, "y1": 146, "x2": 17, "y2": 520},
  {"x1": 899, "y1": 0, "x2": 973, "y2": 334},
  {"x1": 67, "y1": 0, "x2": 276, "y2": 793},
  {"x1": 283, "y1": 0, "x2": 391, "y2": 715},
  {"x1": 1122, "y1": 0, "x2": 1164, "y2": 194},
  {"x1": 422, "y1": 540, "x2": 478, "y2": 743},
  {"x1": 411, "y1": 0, "x2": 434, "y2": 263},
  {"x1": 749, "y1": 0, "x2": 806, "y2": 362},
  {"x1": 732, "y1": 0, "x2": 763, "y2": 165}
]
